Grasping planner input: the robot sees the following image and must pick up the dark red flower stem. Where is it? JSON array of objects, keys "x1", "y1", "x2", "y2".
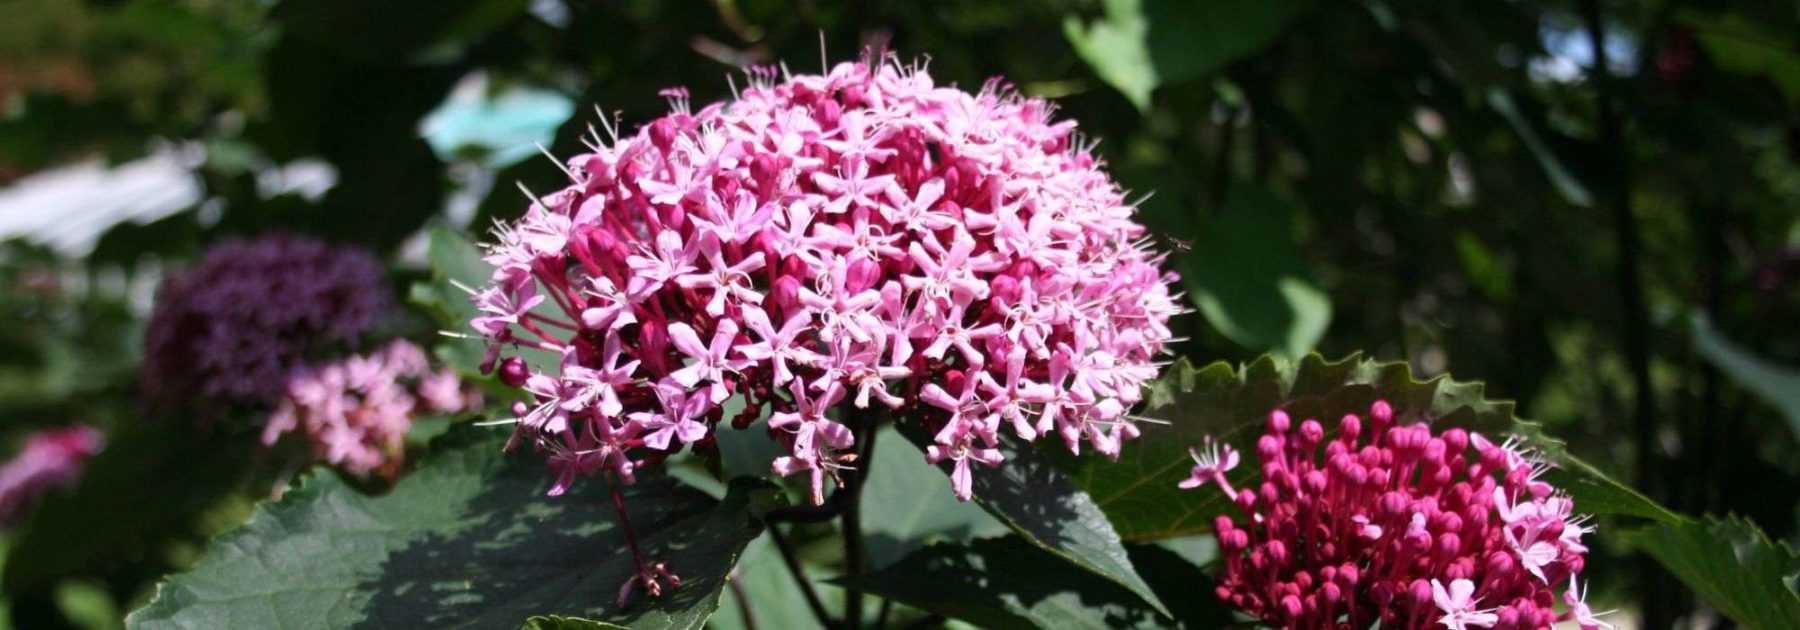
[{"x1": 607, "y1": 475, "x2": 653, "y2": 578}]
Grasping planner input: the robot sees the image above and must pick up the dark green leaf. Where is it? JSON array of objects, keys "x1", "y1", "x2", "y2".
[
  {"x1": 414, "y1": 225, "x2": 492, "y2": 372},
  {"x1": 126, "y1": 427, "x2": 776, "y2": 629},
  {"x1": 837, "y1": 536, "x2": 1228, "y2": 629},
  {"x1": 1067, "y1": 353, "x2": 1681, "y2": 542},
  {"x1": 1691, "y1": 315, "x2": 1800, "y2": 440},
  {"x1": 897, "y1": 429, "x2": 1169, "y2": 618},
  {"x1": 1621, "y1": 514, "x2": 1800, "y2": 630},
  {"x1": 1180, "y1": 185, "x2": 1332, "y2": 359},
  {"x1": 522, "y1": 616, "x2": 628, "y2": 630},
  {"x1": 1063, "y1": 0, "x2": 1307, "y2": 109},
  {"x1": 709, "y1": 536, "x2": 831, "y2": 630},
  {"x1": 860, "y1": 427, "x2": 1004, "y2": 569}
]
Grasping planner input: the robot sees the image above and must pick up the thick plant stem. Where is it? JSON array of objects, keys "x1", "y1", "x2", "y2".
[
  {"x1": 728, "y1": 577, "x2": 758, "y2": 630},
  {"x1": 841, "y1": 408, "x2": 881, "y2": 630},
  {"x1": 768, "y1": 524, "x2": 835, "y2": 628}
]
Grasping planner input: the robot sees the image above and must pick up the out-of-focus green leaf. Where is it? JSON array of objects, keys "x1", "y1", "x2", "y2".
[
  {"x1": 861, "y1": 427, "x2": 1004, "y2": 569},
  {"x1": 1181, "y1": 185, "x2": 1331, "y2": 359},
  {"x1": 1487, "y1": 89, "x2": 1594, "y2": 208},
  {"x1": 127, "y1": 427, "x2": 776, "y2": 629},
  {"x1": 1063, "y1": 0, "x2": 1308, "y2": 109},
  {"x1": 897, "y1": 430, "x2": 1170, "y2": 618},
  {"x1": 1065, "y1": 353, "x2": 1682, "y2": 542},
  {"x1": 1621, "y1": 514, "x2": 1800, "y2": 630},
  {"x1": 422, "y1": 82, "x2": 576, "y2": 169},
  {"x1": 1681, "y1": 11, "x2": 1800, "y2": 103},
  {"x1": 837, "y1": 536, "x2": 1228, "y2": 629},
  {"x1": 1692, "y1": 314, "x2": 1800, "y2": 440}
]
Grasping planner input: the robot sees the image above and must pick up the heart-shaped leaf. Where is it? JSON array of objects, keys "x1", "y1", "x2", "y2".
[
  {"x1": 898, "y1": 429, "x2": 1170, "y2": 618},
  {"x1": 1065, "y1": 353, "x2": 1681, "y2": 542},
  {"x1": 127, "y1": 427, "x2": 776, "y2": 629}
]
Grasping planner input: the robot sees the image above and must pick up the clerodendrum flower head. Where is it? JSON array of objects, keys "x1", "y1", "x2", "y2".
[
  {"x1": 1180, "y1": 401, "x2": 1609, "y2": 630},
  {"x1": 262, "y1": 340, "x2": 480, "y2": 480},
  {"x1": 143, "y1": 234, "x2": 390, "y2": 412},
  {"x1": 470, "y1": 57, "x2": 1181, "y2": 504}
]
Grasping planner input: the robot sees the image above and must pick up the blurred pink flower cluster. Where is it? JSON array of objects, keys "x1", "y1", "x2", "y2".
[
  {"x1": 472, "y1": 58, "x2": 1180, "y2": 503},
  {"x1": 263, "y1": 340, "x2": 479, "y2": 479},
  {"x1": 0, "y1": 425, "x2": 103, "y2": 526},
  {"x1": 143, "y1": 234, "x2": 389, "y2": 410},
  {"x1": 1181, "y1": 401, "x2": 1610, "y2": 630}
]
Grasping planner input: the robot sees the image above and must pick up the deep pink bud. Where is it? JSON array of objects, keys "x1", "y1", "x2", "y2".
[
  {"x1": 1269, "y1": 409, "x2": 1292, "y2": 433},
  {"x1": 499, "y1": 357, "x2": 531, "y2": 387}
]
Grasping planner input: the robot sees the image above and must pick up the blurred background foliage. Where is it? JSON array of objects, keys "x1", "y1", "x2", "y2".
[{"x1": 0, "y1": 0, "x2": 1797, "y2": 628}]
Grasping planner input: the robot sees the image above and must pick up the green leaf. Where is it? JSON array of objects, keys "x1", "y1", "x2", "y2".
[
  {"x1": 1063, "y1": 0, "x2": 1307, "y2": 109},
  {"x1": 1066, "y1": 353, "x2": 1681, "y2": 542},
  {"x1": 522, "y1": 616, "x2": 628, "y2": 630},
  {"x1": 709, "y1": 535, "x2": 838, "y2": 630},
  {"x1": 1691, "y1": 315, "x2": 1800, "y2": 440},
  {"x1": 1181, "y1": 185, "x2": 1332, "y2": 359},
  {"x1": 413, "y1": 224, "x2": 493, "y2": 372},
  {"x1": 836, "y1": 536, "x2": 1229, "y2": 629},
  {"x1": 1680, "y1": 11, "x2": 1800, "y2": 103},
  {"x1": 1486, "y1": 89, "x2": 1593, "y2": 208},
  {"x1": 1621, "y1": 515, "x2": 1800, "y2": 630},
  {"x1": 897, "y1": 429, "x2": 1170, "y2": 618},
  {"x1": 127, "y1": 427, "x2": 776, "y2": 629},
  {"x1": 861, "y1": 427, "x2": 1005, "y2": 569}
]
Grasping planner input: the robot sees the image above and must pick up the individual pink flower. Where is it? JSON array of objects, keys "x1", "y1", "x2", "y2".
[
  {"x1": 468, "y1": 56, "x2": 1181, "y2": 601},
  {"x1": 142, "y1": 234, "x2": 389, "y2": 412},
  {"x1": 262, "y1": 340, "x2": 478, "y2": 479},
  {"x1": 0, "y1": 425, "x2": 103, "y2": 526},
  {"x1": 1180, "y1": 401, "x2": 1596, "y2": 629}
]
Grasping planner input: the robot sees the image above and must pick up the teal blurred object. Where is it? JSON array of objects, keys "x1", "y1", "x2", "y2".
[{"x1": 419, "y1": 76, "x2": 575, "y2": 169}]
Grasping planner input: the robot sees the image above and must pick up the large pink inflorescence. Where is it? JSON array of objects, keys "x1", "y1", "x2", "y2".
[
  {"x1": 0, "y1": 425, "x2": 103, "y2": 526},
  {"x1": 143, "y1": 234, "x2": 390, "y2": 411},
  {"x1": 262, "y1": 340, "x2": 480, "y2": 479},
  {"x1": 1180, "y1": 401, "x2": 1611, "y2": 630},
  {"x1": 470, "y1": 58, "x2": 1181, "y2": 504}
]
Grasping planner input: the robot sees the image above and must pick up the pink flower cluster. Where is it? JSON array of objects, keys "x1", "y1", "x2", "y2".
[
  {"x1": 143, "y1": 235, "x2": 390, "y2": 410},
  {"x1": 1180, "y1": 401, "x2": 1612, "y2": 630},
  {"x1": 471, "y1": 58, "x2": 1179, "y2": 504},
  {"x1": 263, "y1": 340, "x2": 479, "y2": 479},
  {"x1": 0, "y1": 425, "x2": 103, "y2": 526}
]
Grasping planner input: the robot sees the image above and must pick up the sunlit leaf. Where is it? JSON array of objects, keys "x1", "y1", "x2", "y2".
[
  {"x1": 127, "y1": 427, "x2": 776, "y2": 629},
  {"x1": 1063, "y1": 0, "x2": 1307, "y2": 109}
]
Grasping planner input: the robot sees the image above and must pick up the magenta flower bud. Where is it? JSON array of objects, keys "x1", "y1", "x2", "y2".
[
  {"x1": 499, "y1": 356, "x2": 531, "y2": 387},
  {"x1": 1321, "y1": 582, "x2": 1342, "y2": 604},
  {"x1": 1408, "y1": 579, "x2": 1433, "y2": 607},
  {"x1": 1337, "y1": 563, "x2": 1359, "y2": 586},
  {"x1": 1269, "y1": 409, "x2": 1292, "y2": 433},
  {"x1": 1370, "y1": 399, "x2": 1394, "y2": 427},
  {"x1": 1279, "y1": 595, "x2": 1303, "y2": 620},
  {"x1": 1266, "y1": 540, "x2": 1290, "y2": 565},
  {"x1": 1338, "y1": 413, "x2": 1362, "y2": 441},
  {"x1": 1299, "y1": 419, "x2": 1324, "y2": 445},
  {"x1": 1442, "y1": 427, "x2": 1469, "y2": 454}
]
